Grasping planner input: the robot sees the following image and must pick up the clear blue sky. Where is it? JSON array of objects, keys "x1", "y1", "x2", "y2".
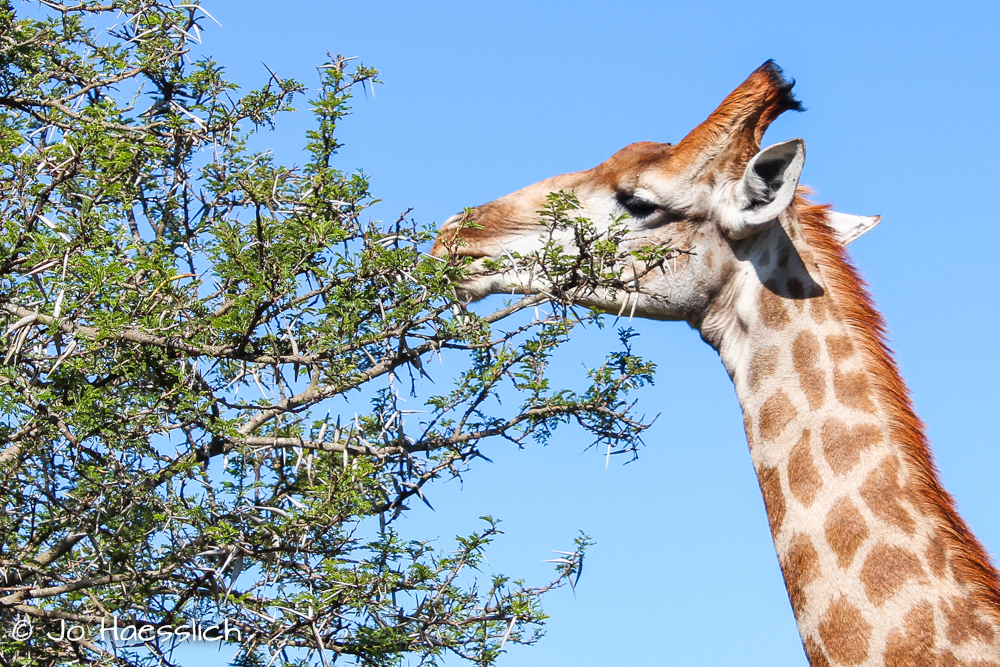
[{"x1": 157, "y1": 1, "x2": 1000, "y2": 664}]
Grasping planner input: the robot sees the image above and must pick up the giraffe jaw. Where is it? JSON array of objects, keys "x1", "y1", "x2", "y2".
[{"x1": 451, "y1": 262, "x2": 516, "y2": 302}]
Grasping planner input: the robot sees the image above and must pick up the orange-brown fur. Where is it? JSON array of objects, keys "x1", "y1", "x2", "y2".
[{"x1": 674, "y1": 60, "x2": 803, "y2": 177}]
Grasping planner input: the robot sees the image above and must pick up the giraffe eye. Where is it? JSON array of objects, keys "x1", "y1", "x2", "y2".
[{"x1": 616, "y1": 193, "x2": 659, "y2": 218}]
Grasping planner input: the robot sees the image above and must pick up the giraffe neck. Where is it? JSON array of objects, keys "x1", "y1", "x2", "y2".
[{"x1": 701, "y1": 205, "x2": 1000, "y2": 666}]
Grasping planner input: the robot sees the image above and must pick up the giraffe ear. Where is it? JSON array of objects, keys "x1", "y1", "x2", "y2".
[
  {"x1": 827, "y1": 211, "x2": 881, "y2": 245},
  {"x1": 724, "y1": 139, "x2": 805, "y2": 240}
]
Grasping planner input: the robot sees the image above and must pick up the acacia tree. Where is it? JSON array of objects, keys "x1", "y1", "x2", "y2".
[{"x1": 0, "y1": 2, "x2": 656, "y2": 666}]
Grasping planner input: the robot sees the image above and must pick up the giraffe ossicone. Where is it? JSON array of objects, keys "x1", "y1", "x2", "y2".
[{"x1": 433, "y1": 61, "x2": 1000, "y2": 666}]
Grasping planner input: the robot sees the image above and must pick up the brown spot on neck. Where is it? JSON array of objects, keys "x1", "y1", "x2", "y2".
[
  {"x1": 818, "y1": 596, "x2": 872, "y2": 665},
  {"x1": 743, "y1": 412, "x2": 757, "y2": 453},
  {"x1": 808, "y1": 295, "x2": 833, "y2": 323},
  {"x1": 788, "y1": 431, "x2": 822, "y2": 507},
  {"x1": 820, "y1": 419, "x2": 882, "y2": 476},
  {"x1": 757, "y1": 286, "x2": 791, "y2": 330},
  {"x1": 782, "y1": 533, "x2": 820, "y2": 617},
  {"x1": 859, "y1": 455, "x2": 917, "y2": 535},
  {"x1": 759, "y1": 390, "x2": 797, "y2": 441},
  {"x1": 832, "y1": 367, "x2": 876, "y2": 413},
  {"x1": 803, "y1": 637, "x2": 831, "y2": 667},
  {"x1": 926, "y1": 530, "x2": 949, "y2": 579},
  {"x1": 884, "y1": 601, "x2": 936, "y2": 667},
  {"x1": 747, "y1": 345, "x2": 779, "y2": 392},
  {"x1": 860, "y1": 542, "x2": 926, "y2": 606},
  {"x1": 792, "y1": 330, "x2": 826, "y2": 410},
  {"x1": 758, "y1": 464, "x2": 785, "y2": 534},
  {"x1": 825, "y1": 334, "x2": 854, "y2": 363},
  {"x1": 943, "y1": 595, "x2": 996, "y2": 645},
  {"x1": 824, "y1": 497, "x2": 868, "y2": 569}
]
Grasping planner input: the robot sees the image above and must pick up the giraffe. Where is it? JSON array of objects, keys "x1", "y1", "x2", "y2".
[{"x1": 431, "y1": 61, "x2": 1000, "y2": 666}]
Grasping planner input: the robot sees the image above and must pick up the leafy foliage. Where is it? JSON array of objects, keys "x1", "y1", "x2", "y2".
[{"x1": 0, "y1": 2, "x2": 655, "y2": 665}]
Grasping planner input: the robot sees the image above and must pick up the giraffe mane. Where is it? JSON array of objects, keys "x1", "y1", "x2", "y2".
[{"x1": 796, "y1": 196, "x2": 1000, "y2": 623}]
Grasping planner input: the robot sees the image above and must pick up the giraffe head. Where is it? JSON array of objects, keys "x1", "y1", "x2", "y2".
[{"x1": 432, "y1": 61, "x2": 878, "y2": 325}]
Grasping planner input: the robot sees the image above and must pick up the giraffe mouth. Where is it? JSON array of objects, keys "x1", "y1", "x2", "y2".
[
  {"x1": 431, "y1": 211, "x2": 531, "y2": 302},
  {"x1": 453, "y1": 259, "x2": 527, "y2": 303},
  {"x1": 429, "y1": 212, "x2": 495, "y2": 261}
]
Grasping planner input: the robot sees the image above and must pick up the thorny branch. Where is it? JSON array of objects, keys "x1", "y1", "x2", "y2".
[{"x1": 0, "y1": 3, "x2": 656, "y2": 666}]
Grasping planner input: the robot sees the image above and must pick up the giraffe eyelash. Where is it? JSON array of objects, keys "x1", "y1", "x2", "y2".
[
  {"x1": 615, "y1": 192, "x2": 689, "y2": 227},
  {"x1": 615, "y1": 192, "x2": 660, "y2": 219}
]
